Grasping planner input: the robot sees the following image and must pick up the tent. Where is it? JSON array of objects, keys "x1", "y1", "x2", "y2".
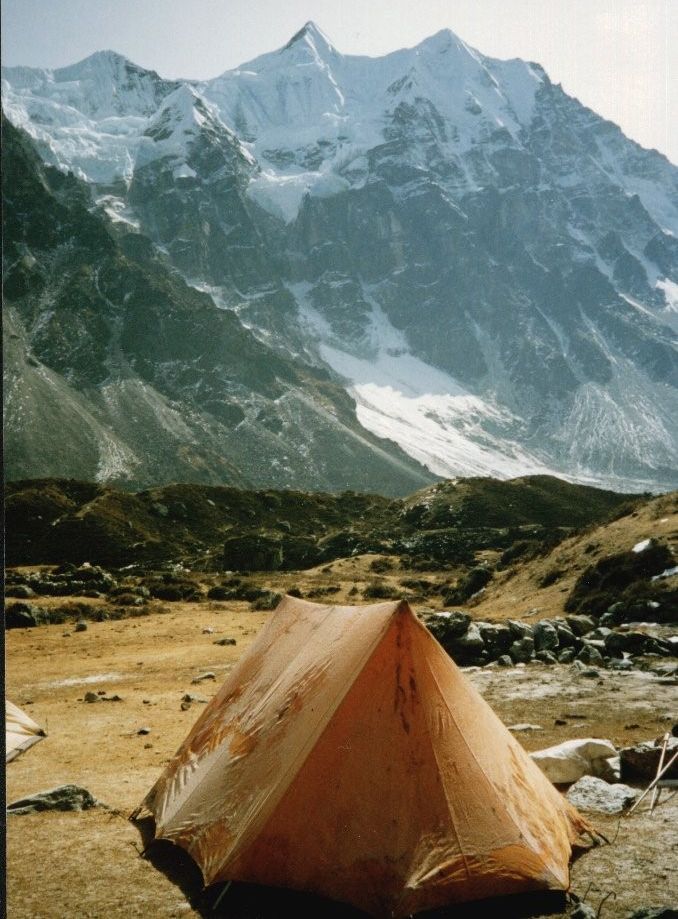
[
  {"x1": 6, "y1": 700, "x2": 46, "y2": 762},
  {"x1": 136, "y1": 598, "x2": 590, "y2": 917}
]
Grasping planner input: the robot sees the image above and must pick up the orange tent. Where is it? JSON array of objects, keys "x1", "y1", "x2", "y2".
[{"x1": 136, "y1": 598, "x2": 590, "y2": 916}]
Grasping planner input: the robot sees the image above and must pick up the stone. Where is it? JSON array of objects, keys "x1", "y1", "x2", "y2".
[
  {"x1": 597, "y1": 755, "x2": 621, "y2": 783},
  {"x1": 83, "y1": 692, "x2": 100, "y2": 703},
  {"x1": 426, "y1": 611, "x2": 471, "y2": 643},
  {"x1": 530, "y1": 738, "x2": 618, "y2": 784},
  {"x1": 5, "y1": 584, "x2": 36, "y2": 598},
  {"x1": 137, "y1": 727, "x2": 151, "y2": 735},
  {"x1": 565, "y1": 775, "x2": 639, "y2": 814},
  {"x1": 566, "y1": 615, "x2": 596, "y2": 636},
  {"x1": 192, "y1": 671, "x2": 216, "y2": 683},
  {"x1": 507, "y1": 620, "x2": 532, "y2": 639},
  {"x1": 553, "y1": 623, "x2": 577, "y2": 648},
  {"x1": 74, "y1": 620, "x2": 88, "y2": 632},
  {"x1": 533, "y1": 620, "x2": 559, "y2": 652},
  {"x1": 213, "y1": 637, "x2": 237, "y2": 646},
  {"x1": 620, "y1": 738, "x2": 678, "y2": 781},
  {"x1": 535, "y1": 650, "x2": 558, "y2": 665},
  {"x1": 508, "y1": 636, "x2": 534, "y2": 664},
  {"x1": 7, "y1": 785, "x2": 98, "y2": 814},
  {"x1": 606, "y1": 631, "x2": 673, "y2": 658},
  {"x1": 558, "y1": 648, "x2": 576, "y2": 664},
  {"x1": 577, "y1": 643, "x2": 604, "y2": 666},
  {"x1": 448, "y1": 623, "x2": 485, "y2": 663},
  {"x1": 508, "y1": 723, "x2": 542, "y2": 732},
  {"x1": 586, "y1": 627, "x2": 612, "y2": 641},
  {"x1": 478, "y1": 622, "x2": 513, "y2": 658},
  {"x1": 496, "y1": 655, "x2": 514, "y2": 667},
  {"x1": 608, "y1": 658, "x2": 634, "y2": 671},
  {"x1": 181, "y1": 694, "x2": 208, "y2": 704},
  {"x1": 565, "y1": 775, "x2": 637, "y2": 814},
  {"x1": 478, "y1": 622, "x2": 513, "y2": 657},
  {"x1": 5, "y1": 602, "x2": 45, "y2": 629}
]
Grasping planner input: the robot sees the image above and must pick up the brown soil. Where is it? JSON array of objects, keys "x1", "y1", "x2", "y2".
[{"x1": 6, "y1": 593, "x2": 677, "y2": 918}]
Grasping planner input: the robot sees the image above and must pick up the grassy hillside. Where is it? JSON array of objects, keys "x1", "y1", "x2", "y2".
[{"x1": 5, "y1": 474, "x2": 641, "y2": 569}]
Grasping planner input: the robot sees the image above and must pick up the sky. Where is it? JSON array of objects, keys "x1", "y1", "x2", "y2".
[{"x1": 2, "y1": 0, "x2": 676, "y2": 164}]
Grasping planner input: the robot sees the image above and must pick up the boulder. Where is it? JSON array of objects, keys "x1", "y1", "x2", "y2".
[
  {"x1": 533, "y1": 620, "x2": 559, "y2": 652},
  {"x1": 496, "y1": 654, "x2": 514, "y2": 667},
  {"x1": 577, "y1": 643, "x2": 604, "y2": 666},
  {"x1": 553, "y1": 622, "x2": 577, "y2": 648},
  {"x1": 478, "y1": 622, "x2": 513, "y2": 657},
  {"x1": 566, "y1": 615, "x2": 596, "y2": 636},
  {"x1": 426, "y1": 611, "x2": 471, "y2": 644},
  {"x1": 7, "y1": 785, "x2": 98, "y2": 814},
  {"x1": 508, "y1": 636, "x2": 534, "y2": 664},
  {"x1": 448, "y1": 623, "x2": 486, "y2": 664},
  {"x1": 5, "y1": 584, "x2": 36, "y2": 598},
  {"x1": 597, "y1": 755, "x2": 621, "y2": 783},
  {"x1": 530, "y1": 738, "x2": 617, "y2": 784},
  {"x1": 558, "y1": 648, "x2": 576, "y2": 664},
  {"x1": 565, "y1": 775, "x2": 637, "y2": 814},
  {"x1": 5, "y1": 602, "x2": 46, "y2": 629},
  {"x1": 620, "y1": 738, "x2": 678, "y2": 781},
  {"x1": 606, "y1": 631, "x2": 674, "y2": 658},
  {"x1": 507, "y1": 620, "x2": 533, "y2": 639},
  {"x1": 586, "y1": 627, "x2": 612, "y2": 641},
  {"x1": 535, "y1": 650, "x2": 558, "y2": 665}
]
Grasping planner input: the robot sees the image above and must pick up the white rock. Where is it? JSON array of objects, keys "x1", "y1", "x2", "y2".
[
  {"x1": 566, "y1": 775, "x2": 637, "y2": 814},
  {"x1": 530, "y1": 738, "x2": 618, "y2": 784},
  {"x1": 508, "y1": 723, "x2": 542, "y2": 732}
]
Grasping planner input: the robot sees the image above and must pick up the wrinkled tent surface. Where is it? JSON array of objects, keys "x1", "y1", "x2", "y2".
[
  {"x1": 6, "y1": 700, "x2": 46, "y2": 762},
  {"x1": 137, "y1": 598, "x2": 589, "y2": 917}
]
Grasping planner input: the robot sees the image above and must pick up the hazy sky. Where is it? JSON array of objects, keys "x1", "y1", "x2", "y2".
[{"x1": 2, "y1": 0, "x2": 676, "y2": 163}]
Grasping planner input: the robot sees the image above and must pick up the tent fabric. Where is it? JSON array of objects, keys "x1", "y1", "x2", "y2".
[
  {"x1": 6, "y1": 700, "x2": 46, "y2": 763},
  {"x1": 137, "y1": 597, "x2": 590, "y2": 917}
]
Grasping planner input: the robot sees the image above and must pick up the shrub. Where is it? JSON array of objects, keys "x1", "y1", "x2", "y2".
[
  {"x1": 362, "y1": 582, "x2": 399, "y2": 600},
  {"x1": 250, "y1": 591, "x2": 282, "y2": 611}
]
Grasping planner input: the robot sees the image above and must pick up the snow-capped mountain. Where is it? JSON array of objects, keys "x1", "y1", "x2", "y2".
[{"x1": 3, "y1": 23, "x2": 677, "y2": 491}]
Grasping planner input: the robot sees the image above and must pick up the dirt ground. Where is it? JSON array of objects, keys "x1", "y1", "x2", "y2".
[{"x1": 6, "y1": 596, "x2": 678, "y2": 918}]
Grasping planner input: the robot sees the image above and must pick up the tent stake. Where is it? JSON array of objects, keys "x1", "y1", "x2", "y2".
[
  {"x1": 212, "y1": 881, "x2": 231, "y2": 911},
  {"x1": 649, "y1": 733, "x2": 669, "y2": 814}
]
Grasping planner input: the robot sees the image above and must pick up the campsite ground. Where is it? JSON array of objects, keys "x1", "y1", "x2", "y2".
[{"x1": 6, "y1": 577, "x2": 677, "y2": 919}]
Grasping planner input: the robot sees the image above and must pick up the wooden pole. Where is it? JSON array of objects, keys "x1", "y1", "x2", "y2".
[
  {"x1": 626, "y1": 748, "x2": 678, "y2": 815},
  {"x1": 649, "y1": 733, "x2": 670, "y2": 814}
]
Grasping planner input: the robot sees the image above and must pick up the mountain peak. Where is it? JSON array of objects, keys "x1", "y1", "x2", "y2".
[
  {"x1": 53, "y1": 49, "x2": 134, "y2": 80},
  {"x1": 282, "y1": 21, "x2": 337, "y2": 57}
]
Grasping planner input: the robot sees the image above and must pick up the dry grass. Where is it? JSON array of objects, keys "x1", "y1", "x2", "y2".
[{"x1": 470, "y1": 492, "x2": 678, "y2": 620}]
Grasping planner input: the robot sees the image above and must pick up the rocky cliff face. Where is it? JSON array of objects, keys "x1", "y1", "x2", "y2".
[
  {"x1": 2, "y1": 116, "x2": 433, "y2": 494},
  {"x1": 3, "y1": 23, "x2": 677, "y2": 490}
]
